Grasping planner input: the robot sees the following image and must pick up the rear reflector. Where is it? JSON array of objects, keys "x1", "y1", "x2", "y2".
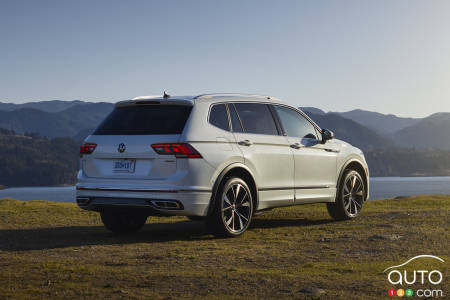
[
  {"x1": 151, "y1": 143, "x2": 202, "y2": 158},
  {"x1": 80, "y1": 143, "x2": 97, "y2": 155}
]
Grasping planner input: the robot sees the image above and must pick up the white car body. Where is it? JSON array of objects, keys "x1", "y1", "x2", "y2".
[{"x1": 76, "y1": 93, "x2": 369, "y2": 219}]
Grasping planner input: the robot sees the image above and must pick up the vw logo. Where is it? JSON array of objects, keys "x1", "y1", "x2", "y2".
[{"x1": 118, "y1": 143, "x2": 126, "y2": 153}]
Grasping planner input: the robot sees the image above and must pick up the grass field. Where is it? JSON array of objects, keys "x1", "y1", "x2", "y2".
[{"x1": 0, "y1": 195, "x2": 448, "y2": 299}]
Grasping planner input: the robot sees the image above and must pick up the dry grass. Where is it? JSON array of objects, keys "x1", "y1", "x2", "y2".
[{"x1": 0, "y1": 195, "x2": 448, "y2": 299}]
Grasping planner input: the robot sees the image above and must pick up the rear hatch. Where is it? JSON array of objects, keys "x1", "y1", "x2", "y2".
[{"x1": 81, "y1": 101, "x2": 192, "y2": 180}]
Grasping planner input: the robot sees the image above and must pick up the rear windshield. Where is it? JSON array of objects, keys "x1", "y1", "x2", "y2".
[{"x1": 93, "y1": 105, "x2": 192, "y2": 135}]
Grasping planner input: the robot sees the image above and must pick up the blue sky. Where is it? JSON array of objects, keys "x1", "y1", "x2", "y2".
[{"x1": 1, "y1": 0, "x2": 449, "y2": 117}]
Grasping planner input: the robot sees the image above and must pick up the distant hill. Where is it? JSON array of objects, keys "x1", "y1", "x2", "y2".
[
  {"x1": 391, "y1": 113, "x2": 450, "y2": 150},
  {"x1": 0, "y1": 100, "x2": 85, "y2": 112},
  {"x1": 365, "y1": 148, "x2": 450, "y2": 176},
  {"x1": 302, "y1": 107, "x2": 450, "y2": 150},
  {"x1": 303, "y1": 112, "x2": 393, "y2": 150},
  {"x1": 0, "y1": 130, "x2": 79, "y2": 187},
  {"x1": 0, "y1": 102, "x2": 113, "y2": 138},
  {"x1": 333, "y1": 109, "x2": 421, "y2": 134},
  {"x1": 300, "y1": 107, "x2": 325, "y2": 115}
]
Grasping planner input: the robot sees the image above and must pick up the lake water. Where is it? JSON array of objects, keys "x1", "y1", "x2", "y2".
[{"x1": 0, "y1": 177, "x2": 449, "y2": 203}]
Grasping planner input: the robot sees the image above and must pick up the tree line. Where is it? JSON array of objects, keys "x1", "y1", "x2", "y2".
[{"x1": 0, "y1": 129, "x2": 79, "y2": 187}]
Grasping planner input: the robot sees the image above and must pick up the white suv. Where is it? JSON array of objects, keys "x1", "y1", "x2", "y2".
[{"x1": 77, "y1": 93, "x2": 369, "y2": 237}]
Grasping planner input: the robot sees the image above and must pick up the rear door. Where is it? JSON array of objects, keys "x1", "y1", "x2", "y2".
[
  {"x1": 81, "y1": 103, "x2": 192, "y2": 180},
  {"x1": 231, "y1": 102, "x2": 294, "y2": 209},
  {"x1": 272, "y1": 105, "x2": 338, "y2": 203}
]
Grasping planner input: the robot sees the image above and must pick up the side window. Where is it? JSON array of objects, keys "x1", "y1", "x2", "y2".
[
  {"x1": 234, "y1": 103, "x2": 279, "y2": 135},
  {"x1": 273, "y1": 105, "x2": 318, "y2": 139},
  {"x1": 228, "y1": 104, "x2": 243, "y2": 133},
  {"x1": 209, "y1": 104, "x2": 229, "y2": 131}
]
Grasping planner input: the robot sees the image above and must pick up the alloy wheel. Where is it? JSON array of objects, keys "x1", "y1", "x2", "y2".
[
  {"x1": 342, "y1": 173, "x2": 364, "y2": 217},
  {"x1": 221, "y1": 183, "x2": 252, "y2": 233}
]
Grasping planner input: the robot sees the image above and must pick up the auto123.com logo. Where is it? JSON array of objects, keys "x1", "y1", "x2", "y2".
[{"x1": 383, "y1": 255, "x2": 445, "y2": 298}]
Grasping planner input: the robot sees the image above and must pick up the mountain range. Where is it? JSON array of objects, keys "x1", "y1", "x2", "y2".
[
  {"x1": 301, "y1": 108, "x2": 450, "y2": 150},
  {"x1": 0, "y1": 102, "x2": 113, "y2": 139},
  {"x1": 330, "y1": 109, "x2": 421, "y2": 134},
  {"x1": 0, "y1": 100, "x2": 86, "y2": 112},
  {"x1": 0, "y1": 100, "x2": 449, "y2": 150}
]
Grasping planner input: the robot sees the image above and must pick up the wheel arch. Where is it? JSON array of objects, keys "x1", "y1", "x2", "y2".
[
  {"x1": 337, "y1": 159, "x2": 369, "y2": 201},
  {"x1": 207, "y1": 163, "x2": 258, "y2": 216}
]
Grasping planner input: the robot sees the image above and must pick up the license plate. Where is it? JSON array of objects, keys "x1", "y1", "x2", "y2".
[{"x1": 112, "y1": 159, "x2": 136, "y2": 173}]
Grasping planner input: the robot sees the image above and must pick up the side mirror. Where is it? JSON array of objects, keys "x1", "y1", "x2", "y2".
[{"x1": 321, "y1": 129, "x2": 334, "y2": 143}]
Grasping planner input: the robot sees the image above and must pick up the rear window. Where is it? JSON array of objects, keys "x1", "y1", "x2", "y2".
[{"x1": 93, "y1": 105, "x2": 192, "y2": 135}]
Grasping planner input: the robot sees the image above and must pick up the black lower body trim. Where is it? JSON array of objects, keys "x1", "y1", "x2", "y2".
[{"x1": 258, "y1": 186, "x2": 329, "y2": 191}]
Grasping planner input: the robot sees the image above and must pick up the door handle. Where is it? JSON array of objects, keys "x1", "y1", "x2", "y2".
[
  {"x1": 290, "y1": 143, "x2": 301, "y2": 149},
  {"x1": 238, "y1": 140, "x2": 253, "y2": 146}
]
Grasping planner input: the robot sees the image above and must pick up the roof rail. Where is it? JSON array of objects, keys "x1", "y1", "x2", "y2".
[{"x1": 193, "y1": 93, "x2": 278, "y2": 101}]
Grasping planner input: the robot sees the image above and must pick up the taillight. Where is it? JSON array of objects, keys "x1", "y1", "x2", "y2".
[
  {"x1": 151, "y1": 143, "x2": 202, "y2": 158},
  {"x1": 80, "y1": 143, "x2": 97, "y2": 155}
]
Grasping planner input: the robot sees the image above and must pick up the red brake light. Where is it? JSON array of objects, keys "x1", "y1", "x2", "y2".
[
  {"x1": 80, "y1": 143, "x2": 97, "y2": 155},
  {"x1": 151, "y1": 143, "x2": 202, "y2": 158}
]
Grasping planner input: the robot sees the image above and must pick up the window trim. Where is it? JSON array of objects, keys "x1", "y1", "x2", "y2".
[
  {"x1": 271, "y1": 104, "x2": 323, "y2": 140},
  {"x1": 268, "y1": 105, "x2": 285, "y2": 136},
  {"x1": 225, "y1": 104, "x2": 233, "y2": 132},
  {"x1": 207, "y1": 101, "x2": 322, "y2": 138},
  {"x1": 228, "y1": 103, "x2": 245, "y2": 133}
]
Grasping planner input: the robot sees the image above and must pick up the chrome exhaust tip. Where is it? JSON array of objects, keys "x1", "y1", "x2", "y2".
[
  {"x1": 76, "y1": 197, "x2": 91, "y2": 206},
  {"x1": 149, "y1": 200, "x2": 183, "y2": 210}
]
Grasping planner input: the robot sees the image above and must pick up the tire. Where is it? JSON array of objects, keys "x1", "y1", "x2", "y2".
[
  {"x1": 207, "y1": 177, "x2": 254, "y2": 237},
  {"x1": 100, "y1": 209, "x2": 148, "y2": 234},
  {"x1": 327, "y1": 169, "x2": 365, "y2": 220}
]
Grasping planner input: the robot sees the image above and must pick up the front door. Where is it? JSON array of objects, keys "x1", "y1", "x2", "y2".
[{"x1": 272, "y1": 105, "x2": 338, "y2": 203}]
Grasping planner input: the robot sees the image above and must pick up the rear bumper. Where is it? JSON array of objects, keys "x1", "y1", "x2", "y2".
[{"x1": 76, "y1": 186, "x2": 212, "y2": 216}]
